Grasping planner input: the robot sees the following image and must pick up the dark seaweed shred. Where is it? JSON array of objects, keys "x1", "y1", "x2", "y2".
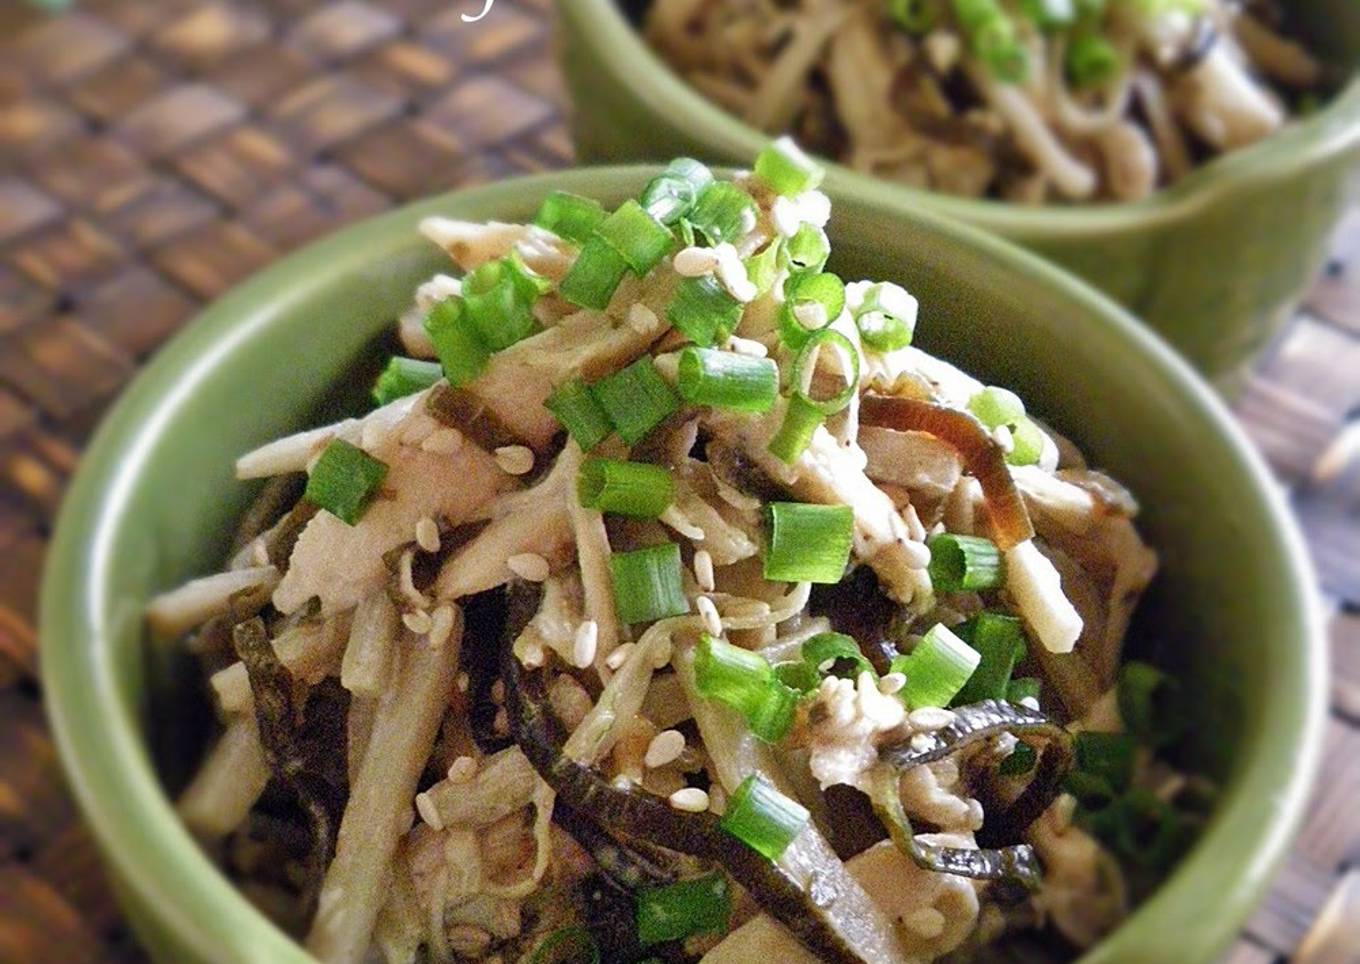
[{"x1": 808, "y1": 565, "x2": 903, "y2": 675}]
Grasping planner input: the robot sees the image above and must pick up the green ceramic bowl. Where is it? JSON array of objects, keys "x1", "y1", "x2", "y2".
[
  {"x1": 41, "y1": 168, "x2": 1324, "y2": 963},
  {"x1": 559, "y1": 0, "x2": 1360, "y2": 378}
]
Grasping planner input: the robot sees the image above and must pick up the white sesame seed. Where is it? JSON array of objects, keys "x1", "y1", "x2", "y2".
[
  {"x1": 669, "y1": 787, "x2": 710, "y2": 812},
  {"x1": 519, "y1": 641, "x2": 546, "y2": 668},
  {"x1": 456, "y1": 671, "x2": 469, "y2": 693},
  {"x1": 415, "y1": 516, "x2": 441, "y2": 553},
  {"x1": 573, "y1": 620, "x2": 599, "y2": 668},
  {"x1": 673, "y1": 246, "x2": 719, "y2": 277},
  {"x1": 495, "y1": 445, "x2": 535, "y2": 476},
  {"x1": 493, "y1": 707, "x2": 509, "y2": 736},
  {"x1": 992, "y1": 424, "x2": 1014, "y2": 453},
  {"x1": 909, "y1": 707, "x2": 956, "y2": 731},
  {"x1": 902, "y1": 907, "x2": 946, "y2": 940},
  {"x1": 507, "y1": 552, "x2": 550, "y2": 581},
  {"x1": 1020, "y1": 696, "x2": 1041, "y2": 711},
  {"x1": 696, "y1": 595, "x2": 723, "y2": 637},
  {"x1": 403, "y1": 610, "x2": 432, "y2": 635},
  {"x1": 421, "y1": 428, "x2": 463, "y2": 455},
  {"x1": 878, "y1": 672, "x2": 906, "y2": 695},
  {"x1": 901, "y1": 539, "x2": 932, "y2": 570},
  {"x1": 428, "y1": 605, "x2": 455, "y2": 648},
  {"x1": 605, "y1": 642, "x2": 635, "y2": 670},
  {"x1": 415, "y1": 273, "x2": 463, "y2": 310},
  {"x1": 794, "y1": 190, "x2": 831, "y2": 228},
  {"x1": 727, "y1": 336, "x2": 768, "y2": 358},
  {"x1": 714, "y1": 243, "x2": 757, "y2": 303},
  {"x1": 415, "y1": 791, "x2": 443, "y2": 830},
  {"x1": 910, "y1": 733, "x2": 934, "y2": 752},
  {"x1": 770, "y1": 195, "x2": 801, "y2": 238},
  {"x1": 628, "y1": 302, "x2": 660, "y2": 335},
  {"x1": 693, "y1": 550, "x2": 715, "y2": 592},
  {"x1": 447, "y1": 755, "x2": 478, "y2": 783},
  {"x1": 645, "y1": 730, "x2": 686, "y2": 769}
]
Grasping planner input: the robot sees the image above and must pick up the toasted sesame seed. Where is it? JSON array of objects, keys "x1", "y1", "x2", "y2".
[
  {"x1": 493, "y1": 707, "x2": 509, "y2": 736},
  {"x1": 520, "y1": 641, "x2": 546, "y2": 668},
  {"x1": 415, "y1": 516, "x2": 441, "y2": 553},
  {"x1": 693, "y1": 549, "x2": 715, "y2": 592},
  {"x1": 673, "y1": 246, "x2": 719, "y2": 277},
  {"x1": 573, "y1": 620, "x2": 599, "y2": 668},
  {"x1": 507, "y1": 552, "x2": 550, "y2": 581},
  {"x1": 415, "y1": 791, "x2": 443, "y2": 830},
  {"x1": 909, "y1": 707, "x2": 956, "y2": 731},
  {"x1": 645, "y1": 730, "x2": 686, "y2": 769},
  {"x1": 696, "y1": 595, "x2": 723, "y2": 637},
  {"x1": 628, "y1": 302, "x2": 660, "y2": 335},
  {"x1": 878, "y1": 672, "x2": 906, "y2": 695},
  {"x1": 447, "y1": 755, "x2": 478, "y2": 783},
  {"x1": 421, "y1": 427, "x2": 464, "y2": 455},
  {"x1": 770, "y1": 195, "x2": 801, "y2": 238},
  {"x1": 727, "y1": 336, "x2": 768, "y2": 358},
  {"x1": 669, "y1": 787, "x2": 710, "y2": 812},
  {"x1": 456, "y1": 671, "x2": 470, "y2": 693},
  {"x1": 910, "y1": 733, "x2": 934, "y2": 752},
  {"x1": 902, "y1": 539, "x2": 931, "y2": 570},
  {"x1": 428, "y1": 605, "x2": 455, "y2": 648},
  {"x1": 605, "y1": 642, "x2": 635, "y2": 670},
  {"x1": 403, "y1": 610, "x2": 432, "y2": 635},
  {"x1": 714, "y1": 244, "x2": 757, "y2": 303},
  {"x1": 495, "y1": 445, "x2": 535, "y2": 476}
]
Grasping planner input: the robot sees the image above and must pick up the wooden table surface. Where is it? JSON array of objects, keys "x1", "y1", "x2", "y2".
[{"x1": 1, "y1": 2, "x2": 1358, "y2": 962}]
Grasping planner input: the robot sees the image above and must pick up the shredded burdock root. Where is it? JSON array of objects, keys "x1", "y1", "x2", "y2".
[
  {"x1": 153, "y1": 145, "x2": 1201, "y2": 964},
  {"x1": 645, "y1": 0, "x2": 1329, "y2": 203}
]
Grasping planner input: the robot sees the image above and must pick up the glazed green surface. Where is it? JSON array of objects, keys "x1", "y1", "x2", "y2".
[
  {"x1": 41, "y1": 169, "x2": 1325, "y2": 964},
  {"x1": 559, "y1": 0, "x2": 1360, "y2": 377}
]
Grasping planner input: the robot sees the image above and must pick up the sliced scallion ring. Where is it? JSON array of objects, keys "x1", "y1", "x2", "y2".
[{"x1": 792, "y1": 328, "x2": 860, "y2": 415}]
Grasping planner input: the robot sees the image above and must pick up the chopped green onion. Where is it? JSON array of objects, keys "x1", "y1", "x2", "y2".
[
  {"x1": 677, "y1": 348, "x2": 778, "y2": 413},
  {"x1": 597, "y1": 199, "x2": 673, "y2": 275},
  {"x1": 559, "y1": 235, "x2": 630, "y2": 310},
  {"x1": 424, "y1": 298, "x2": 491, "y2": 388},
  {"x1": 854, "y1": 282, "x2": 917, "y2": 352},
  {"x1": 545, "y1": 377, "x2": 612, "y2": 451},
  {"x1": 891, "y1": 623, "x2": 982, "y2": 709},
  {"x1": 1007, "y1": 676, "x2": 1041, "y2": 704},
  {"x1": 1007, "y1": 417, "x2": 1045, "y2": 466},
  {"x1": 1118, "y1": 661, "x2": 1183, "y2": 749},
  {"x1": 951, "y1": 612, "x2": 1026, "y2": 704},
  {"x1": 763, "y1": 502, "x2": 854, "y2": 584},
  {"x1": 694, "y1": 634, "x2": 798, "y2": 742},
  {"x1": 1067, "y1": 33, "x2": 1121, "y2": 89},
  {"x1": 744, "y1": 240, "x2": 783, "y2": 297},
  {"x1": 778, "y1": 272, "x2": 845, "y2": 350},
  {"x1": 767, "y1": 395, "x2": 825, "y2": 465},
  {"x1": 372, "y1": 356, "x2": 442, "y2": 405},
  {"x1": 1018, "y1": 0, "x2": 1075, "y2": 30},
  {"x1": 667, "y1": 275, "x2": 744, "y2": 347},
  {"x1": 533, "y1": 190, "x2": 607, "y2": 245},
  {"x1": 773, "y1": 659, "x2": 820, "y2": 694},
  {"x1": 792, "y1": 328, "x2": 860, "y2": 415},
  {"x1": 999, "y1": 741, "x2": 1038, "y2": 776},
  {"x1": 720, "y1": 773, "x2": 810, "y2": 860},
  {"x1": 461, "y1": 254, "x2": 547, "y2": 351},
  {"x1": 887, "y1": 0, "x2": 937, "y2": 33},
  {"x1": 926, "y1": 533, "x2": 1003, "y2": 592},
  {"x1": 954, "y1": 0, "x2": 1029, "y2": 81},
  {"x1": 754, "y1": 137, "x2": 825, "y2": 197},
  {"x1": 526, "y1": 925, "x2": 600, "y2": 964},
  {"x1": 1070, "y1": 731, "x2": 1136, "y2": 797},
  {"x1": 636, "y1": 873, "x2": 731, "y2": 946},
  {"x1": 802, "y1": 631, "x2": 875, "y2": 681},
  {"x1": 590, "y1": 358, "x2": 679, "y2": 445},
  {"x1": 967, "y1": 385, "x2": 1026, "y2": 429},
  {"x1": 1081, "y1": 787, "x2": 1194, "y2": 873},
  {"x1": 609, "y1": 542, "x2": 689, "y2": 624},
  {"x1": 640, "y1": 158, "x2": 714, "y2": 225},
  {"x1": 577, "y1": 457, "x2": 674, "y2": 519},
  {"x1": 689, "y1": 181, "x2": 757, "y2": 246},
  {"x1": 305, "y1": 440, "x2": 389, "y2": 526},
  {"x1": 784, "y1": 223, "x2": 830, "y2": 274}
]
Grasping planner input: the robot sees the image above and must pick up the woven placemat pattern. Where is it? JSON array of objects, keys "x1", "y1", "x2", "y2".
[{"x1": 0, "y1": 2, "x2": 1357, "y2": 962}]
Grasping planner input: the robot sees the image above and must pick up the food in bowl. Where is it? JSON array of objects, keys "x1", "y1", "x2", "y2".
[
  {"x1": 151, "y1": 144, "x2": 1206, "y2": 963},
  {"x1": 644, "y1": 0, "x2": 1330, "y2": 202}
]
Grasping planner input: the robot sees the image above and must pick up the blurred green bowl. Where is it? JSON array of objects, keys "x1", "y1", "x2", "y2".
[
  {"x1": 41, "y1": 168, "x2": 1324, "y2": 962},
  {"x1": 559, "y1": 0, "x2": 1360, "y2": 378}
]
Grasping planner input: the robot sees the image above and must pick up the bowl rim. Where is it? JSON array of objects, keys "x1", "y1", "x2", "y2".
[
  {"x1": 39, "y1": 166, "x2": 1327, "y2": 963},
  {"x1": 564, "y1": 0, "x2": 1360, "y2": 237}
]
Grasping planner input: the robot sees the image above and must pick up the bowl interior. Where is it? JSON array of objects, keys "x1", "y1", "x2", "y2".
[{"x1": 41, "y1": 169, "x2": 1324, "y2": 964}]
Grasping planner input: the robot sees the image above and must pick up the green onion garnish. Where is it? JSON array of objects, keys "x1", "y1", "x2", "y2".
[
  {"x1": 967, "y1": 385, "x2": 1026, "y2": 429},
  {"x1": 461, "y1": 254, "x2": 548, "y2": 351},
  {"x1": 596, "y1": 199, "x2": 674, "y2": 276},
  {"x1": 677, "y1": 347, "x2": 778, "y2": 413},
  {"x1": 792, "y1": 328, "x2": 860, "y2": 415},
  {"x1": 533, "y1": 190, "x2": 607, "y2": 245},
  {"x1": 526, "y1": 925, "x2": 600, "y2": 964},
  {"x1": 926, "y1": 533, "x2": 1003, "y2": 592},
  {"x1": 667, "y1": 274, "x2": 744, "y2": 347},
  {"x1": 767, "y1": 395, "x2": 825, "y2": 465},
  {"x1": 1007, "y1": 417, "x2": 1045, "y2": 466},
  {"x1": 744, "y1": 240, "x2": 783, "y2": 298},
  {"x1": 1118, "y1": 661, "x2": 1183, "y2": 749},
  {"x1": 424, "y1": 298, "x2": 491, "y2": 388},
  {"x1": 720, "y1": 773, "x2": 810, "y2": 861},
  {"x1": 763, "y1": 502, "x2": 854, "y2": 584},
  {"x1": 953, "y1": 0, "x2": 1029, "y2": 81},
  {"x1": 609, "y1": 542, "x2": 689, "y2": 624},
  {"x1": 689, "y1": 181, "x2": 757, "y2": 247},
  {"x1": 640, "y1": 157, "x2": 714, "y2": 226},
  {"x1": 951, "y1": 612, "x2": 1026, "y2": 704},
  {"x1": 591, "y1": 358, "x2": 680, "y2": 445},
  {"x1": 802, "y1": 631, "x2": 875, "y2": 681},
  {"x1": 545, "y1": 377, "x2": 612, "y2": 451},
  {"x1": 1067, "y1": 33, "x2": 1121, "y2": 89},
  {"x1": 559, "y1": 235, "x2": 630, "y2": 310},
  {"x1": 1069, "y1": 731, "x2": 1136, "y2": 798},
  {"x1": 887, "y1": 0, "x2": 938, "y2": 34},
  {"x1": 1018, "y1": 0, "x2": 1075, "y2": 30},
  {"x1": 999, "y1": 741, "x2": 1038, "y2": 776},
  {"x1": 1007, "y1": 676, "x2": 1041, "y2": 704},
  {"x1": 577, "y1": 457, "x2": 674, "y2": 519},
  {"x1": 635, "y1": 873, "x2": 731, "y2": 946},
  {"x1": 754, "y1": 136, "x2": 825, "y2": 197},
  {"x1": 853, "y1": 282, "x2": 916, "y2": 352},
  {"x1": 694, "y1": 633, "x2": 798, "y2": 742},
  {"x1": 371, "y1": 356, "x2": 442, "y2": 405},
  {"x1": 777, "y1": 271, "x2": 845, "y2": 350},
  {"x1": 891, "y1": 623, "x2": 981, "y2": 709},
  {"x1": 773, "y1": 659, "x2": 820, "y2": 693},
  {"x1": 1081, "y1": 787, "x2": 1194, "y2": 874},
  {"x1": 304, "y1": 439, "x2": 389, "y2": 526},
  {"x1": 784, "y1": 223, "x2": 829, "y2": 274}
]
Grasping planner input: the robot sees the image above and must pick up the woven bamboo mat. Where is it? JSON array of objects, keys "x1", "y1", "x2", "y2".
[{"x1": 0, "y1": 1, "x2": 1357, "y2": 961}]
